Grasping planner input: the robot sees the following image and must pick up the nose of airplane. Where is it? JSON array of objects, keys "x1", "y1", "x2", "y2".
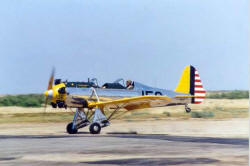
[{"x1": 44, "y1": 89, "x2": 53, "y2": 98}]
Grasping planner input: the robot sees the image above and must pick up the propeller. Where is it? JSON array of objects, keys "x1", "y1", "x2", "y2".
[{"x1": 44, "y1": 68, "x2": 55, "y2": 113}]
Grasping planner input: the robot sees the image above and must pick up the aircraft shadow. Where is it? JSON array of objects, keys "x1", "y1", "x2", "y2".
[
  {"x1": 80, "y1": 157, "x2": 219, "y2": 166},
  {"x1": 0, "y1": 134, "x2": 247, "y2": 146},
  {"x1": 108, "y1": 134, "x2": 248, "y2": 146}
]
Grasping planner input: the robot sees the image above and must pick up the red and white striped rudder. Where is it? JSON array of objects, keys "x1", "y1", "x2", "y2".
[{"x1": 193, "y1": 69, "x2": 206, "y2": 104}]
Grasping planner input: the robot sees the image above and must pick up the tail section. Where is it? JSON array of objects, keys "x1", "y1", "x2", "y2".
[{"x1": 175, "y1": 65, "x2": 206, "y2": 104}]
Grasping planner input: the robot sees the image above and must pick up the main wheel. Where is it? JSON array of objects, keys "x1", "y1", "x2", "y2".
[
  {"x1": 66, "y1": 122, "x2": 78, "y2": 134},
  {"x1": 89, "y1": 123, "x2": 101, "y2": 134}
]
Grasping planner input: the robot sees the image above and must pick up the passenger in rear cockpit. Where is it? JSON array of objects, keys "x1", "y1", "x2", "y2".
[{"x1": 126, "y1": 80, "x2": 134, "y2": 90}]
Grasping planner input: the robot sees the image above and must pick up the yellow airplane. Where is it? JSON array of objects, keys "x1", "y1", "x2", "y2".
[{"x1": 44, "y1": 65, "x2": 205, "y2": 134}]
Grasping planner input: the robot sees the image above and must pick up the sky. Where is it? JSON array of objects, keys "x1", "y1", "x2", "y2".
[{"x1": 0, "y1": 0, "x2": 248, "y2": 94}]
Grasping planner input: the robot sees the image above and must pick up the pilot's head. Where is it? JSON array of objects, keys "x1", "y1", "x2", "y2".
[{"x1": 126, "y1": 80, "x2": 132, "y2": 87}]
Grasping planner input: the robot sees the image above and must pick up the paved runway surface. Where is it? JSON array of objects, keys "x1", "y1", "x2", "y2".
[{"x1": 0, "y1": 133, "x2": 248, "y2": 166}]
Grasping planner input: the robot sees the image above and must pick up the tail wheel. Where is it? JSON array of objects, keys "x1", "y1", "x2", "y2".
[
  {"x1": 89, "y1": 123, "x2": 101, "y2": 134},
  {"x1": 186, "y1": 107, "x2": 191, "y2": 113},
  {"x1": 66, "y1": 122, "x2": 78, "y2": 134},
  {"x1": 185, "y1": 105, "x2": 191, "y2": 113}
]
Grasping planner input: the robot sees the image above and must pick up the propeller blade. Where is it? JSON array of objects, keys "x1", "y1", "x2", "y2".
[
  {"x1": 44, "y1": 96, "x2": 48, "y2": 114},
  {"x1": 44, "y1": 67, "x2": 55, "y2": 114},
  {"x1": 47, "y1": 68, "x2": 55, "y2": 90}
]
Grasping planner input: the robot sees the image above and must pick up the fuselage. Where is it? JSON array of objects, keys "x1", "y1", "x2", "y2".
[
  {"x1": 67, "y1": 81, "x2": 187, "y2": 99},
  {"x1": 45, "y1": 80, "x2": 190, "y2": 108}
]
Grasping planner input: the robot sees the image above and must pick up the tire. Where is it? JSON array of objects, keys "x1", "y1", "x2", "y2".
[
  {"x1": 66, "y1": 122, "x2": 78, "y2": 134},
  {"x1": 89, "y1": 123, "x2": 101, "y2": 134},
  {"x1": 186, "y1": 107, "x2": 191, "y2": 113}
]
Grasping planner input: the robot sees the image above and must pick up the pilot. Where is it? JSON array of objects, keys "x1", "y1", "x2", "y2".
[{"x1": 126, "y1": 80, "x2": 134, "y2": 90}]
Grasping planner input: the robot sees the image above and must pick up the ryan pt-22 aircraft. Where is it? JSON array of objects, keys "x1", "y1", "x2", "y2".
[{"x1": 44, "y1": 65, "x2": 206, "y2": 134}]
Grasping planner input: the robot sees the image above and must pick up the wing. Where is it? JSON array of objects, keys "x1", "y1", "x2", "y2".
[
  {"x1": 65, "y1": 94, "x2": 193, "y2": 111},
  {"x1": 65, "y1": 94, "x2": 193, "y2": 120},
  {"x1": 88, "y1": 95, "x2": 193, "y2": 111}
]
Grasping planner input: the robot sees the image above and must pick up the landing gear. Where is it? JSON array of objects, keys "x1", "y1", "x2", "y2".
[
  {"x1": 66, "y1": 105, "x2": 120, "y2": 134},
  {"x1": 185, "y1": 104, "x2": 191, "y2": 113},
  {"x1": 66, "y1": 89, "x2": 112, "y2": 134},
  {"x1": 66, "y1": 108, "x2": 90, "y2": 134},
  {"x1": 66, "y1": 122, "x2": 78, "y2": 134},
  {"x1": 89, "y1": 123, "x2": 101, "y2": 134},
  {"x1": 88, "y1": 108, "x2": 110, "y2": 134}
]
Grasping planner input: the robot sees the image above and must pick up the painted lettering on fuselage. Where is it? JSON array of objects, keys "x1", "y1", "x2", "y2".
[{"x1": 142, "y1": 90, "x2": 163, "y2": 96}]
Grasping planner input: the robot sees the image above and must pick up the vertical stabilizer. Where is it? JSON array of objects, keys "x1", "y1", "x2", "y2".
[{"x1": 175, "y1": 65, "x2": 206, "y2": 104}]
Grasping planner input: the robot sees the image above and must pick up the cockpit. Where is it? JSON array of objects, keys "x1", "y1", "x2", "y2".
[
  {"x1": 55, "y1": 78, "x2": 134, "y2": 90},
  {"x1": 102, "y1": 78, "x2": 134, "y2": 90}
]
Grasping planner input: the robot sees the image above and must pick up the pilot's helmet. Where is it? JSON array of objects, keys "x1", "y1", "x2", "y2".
[{"x1": 126, "y1": 80, "x2": 132, "y2": 86}]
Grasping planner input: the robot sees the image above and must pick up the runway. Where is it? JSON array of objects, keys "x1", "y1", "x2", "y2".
[{"x1": 0, "y1": 133, "x2": 248, "y2": 166}]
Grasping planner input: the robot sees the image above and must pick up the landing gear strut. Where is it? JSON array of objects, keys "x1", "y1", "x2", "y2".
[
  {"x1": 66, "y1": 89, "x2": 111, "y2": 134},
  {"x1": 89, "y1": 108, "x2": 110, "y2": 134},
  {"x1": 66, "y1": 108, "x2": 90, "y2": 134},
  {"x1": 66, "y1": 107, "x2": 110, "y2": 134}
]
